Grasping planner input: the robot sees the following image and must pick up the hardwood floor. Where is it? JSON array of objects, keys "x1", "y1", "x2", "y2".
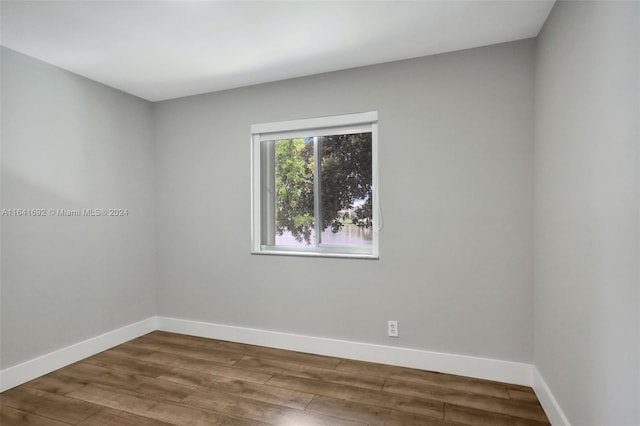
[{"x1": 0, "y1": 331, "x2": 550, "y2": 425}]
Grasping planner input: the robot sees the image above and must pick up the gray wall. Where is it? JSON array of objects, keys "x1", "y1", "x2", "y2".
[
  {"x1": 0, "y1": 47, "x2": 157, "y2": 368},
  {"x1": 154, "y1": 40, "x2": 535, "y2": 363},
  {"x1": 534, "y1": 2, "x2": 640, "y2": 425}
]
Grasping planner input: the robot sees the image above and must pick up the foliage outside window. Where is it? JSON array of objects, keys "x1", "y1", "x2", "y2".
[{"x1": 251, "y1": 112, "x2": 379, "y2": 258}]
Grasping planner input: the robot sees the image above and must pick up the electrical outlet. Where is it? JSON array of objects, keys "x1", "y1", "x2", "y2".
[{"x1": 387, "y1": 320, "x2": 398, "y2": 337}]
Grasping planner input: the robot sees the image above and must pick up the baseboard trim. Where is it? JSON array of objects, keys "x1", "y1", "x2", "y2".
[
  {"x1": 533, "y1": 367, "x2": 572, "y2": 426},
  {"x1": 0, "y1": 315, "x2": 541, "y2": 400},
  {"x1": 156, "y1": 316, "x2": 533, "y2": 387},
  {"x1": 0, "y1": 317, "x2": 157, "y2": 392}
]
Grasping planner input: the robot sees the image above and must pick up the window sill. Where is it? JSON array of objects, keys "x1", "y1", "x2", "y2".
[{"x1": 251, "y1": 248, "x2": 379, "y2": 260}]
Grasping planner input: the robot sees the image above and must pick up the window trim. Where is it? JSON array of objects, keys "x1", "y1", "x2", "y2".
[{"x1": 251, "y1": 111, "x2": 379, "y2": 259}]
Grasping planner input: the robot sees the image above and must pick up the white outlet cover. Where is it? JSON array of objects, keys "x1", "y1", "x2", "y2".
[{"x1": 388, "y1": 321, "x2": 399, "y2": 337}]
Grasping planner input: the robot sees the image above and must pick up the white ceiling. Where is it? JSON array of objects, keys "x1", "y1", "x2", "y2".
[{"x1": 0, "y1": 1, "x2": 555, "y2": 102}]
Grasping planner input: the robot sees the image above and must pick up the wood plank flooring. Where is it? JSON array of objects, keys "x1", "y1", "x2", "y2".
[{"x1": 0, "y1": 331, "x2": 550, "y2": 425}]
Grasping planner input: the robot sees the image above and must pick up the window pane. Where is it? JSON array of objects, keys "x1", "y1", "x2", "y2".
[
  {"x1": 273, "y1": 138, "x2": 315, "y2": 246},
  {"x1": 264, "y1": 133, "x2": 373, "y2": 248},
  {"x1": 319, "y1": 133, "x2": 373, "y2": 246}
]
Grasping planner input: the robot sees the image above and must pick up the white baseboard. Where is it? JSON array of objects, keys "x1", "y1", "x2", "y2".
[
  {"x1": 1, "y1": 315, "x2": 551, "y2": 411},
  {"x1": 0, "y1": 317, "x2": 157, "y2": 392},
  {"x1": 533, "y1": 367, "x2": 571, "y2": 426},
  {"x1": 156, "y1": 316, "x2": 533, "y2": 387}
]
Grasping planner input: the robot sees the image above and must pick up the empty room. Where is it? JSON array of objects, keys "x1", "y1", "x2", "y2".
[{"x1": 1, "y1": 1, "x2": 638, "y2": 425}]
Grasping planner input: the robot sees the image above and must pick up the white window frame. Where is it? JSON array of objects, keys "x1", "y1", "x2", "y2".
[{"x1": 251, "y1": 111, "x2": 379, "y2": 259}]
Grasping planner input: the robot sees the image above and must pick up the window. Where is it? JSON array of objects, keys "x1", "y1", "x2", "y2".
[{"x1": 251, "y1": 111, "x2": 379, "y2": 258}]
